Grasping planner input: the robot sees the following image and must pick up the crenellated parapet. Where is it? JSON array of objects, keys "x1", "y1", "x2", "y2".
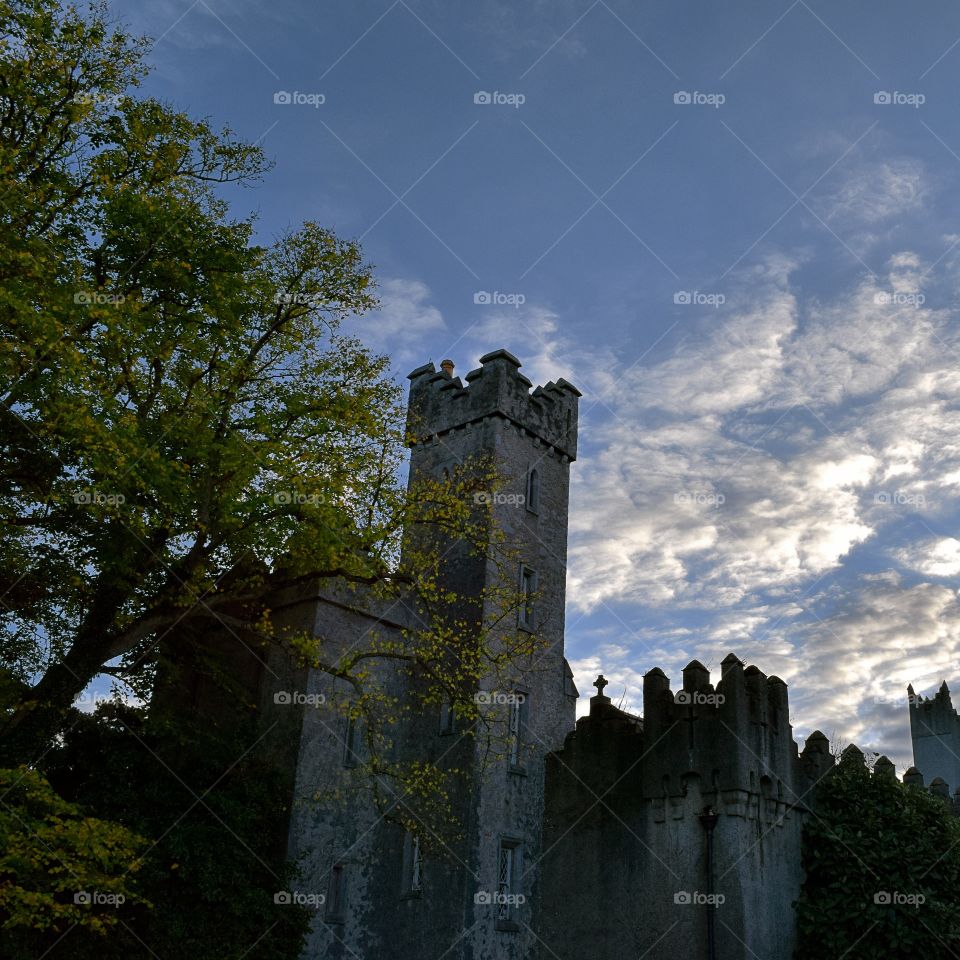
[
  {"x1": 406, "y1": 349, "x2": 580, "y2": 460},
  {"x1": 547, "y1": 656, "x2": 838, "y2": 827},
  {"x1": 826, "y1": 746, "x2": 960, "y2": 815},
  {"x1": 639, "y1": 655, "x2": 818, "y2": 816}
]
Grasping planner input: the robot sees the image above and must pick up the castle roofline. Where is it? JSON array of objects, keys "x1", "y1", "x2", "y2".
[{"x1": 405, "y1": 349, "x2": 580, "y2": 459}]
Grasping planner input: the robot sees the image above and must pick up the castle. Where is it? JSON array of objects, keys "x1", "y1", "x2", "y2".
[{"x1": 254, "y1": 350, "x2": 951, "y2": 960}]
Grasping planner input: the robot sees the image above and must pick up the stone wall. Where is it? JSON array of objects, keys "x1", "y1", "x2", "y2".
[{"x1": 535, "y1": 658, "x2": 835, "y2": 960}]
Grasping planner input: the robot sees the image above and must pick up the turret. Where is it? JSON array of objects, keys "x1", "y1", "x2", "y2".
[
  {"x1": 903, "y1": 766, "x2": 924, "y2": 788},
  {"x1": 800, "y1": 730, "x2": 833, "y2": 783},
  {"x1": 873, "y1": 756, "x2": 896, "y2": 780},
  {"x1": 406, "y1": 349, "x2": 580, "y2": 459}
]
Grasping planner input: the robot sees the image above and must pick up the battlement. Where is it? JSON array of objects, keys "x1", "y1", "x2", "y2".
[
  {"x1": 406, "y1": 349, "x2": 581, "y2": 460},
  {"x1": 908, "y1": 681, "x2": 958, "y2": 728},
  {"x1": 843, "y1": 749, "x2": 960, "y2": 816},
  {"x1": 548, "y1": 656, "x2": 829, "y2": 821}
]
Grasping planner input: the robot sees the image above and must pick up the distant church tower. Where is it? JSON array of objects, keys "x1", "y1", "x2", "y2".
[
  {"x1": 908, "y1": 680, "x2": 960, "y2": 794},
  {"x1": 281, "y1": 349, "x2": 581, "y2": 960}
]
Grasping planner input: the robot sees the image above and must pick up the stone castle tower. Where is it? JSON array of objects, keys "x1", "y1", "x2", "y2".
[
  {"x1": 273, "y1": 349, "x2": 583, "y2": 959},
  {"x1": 908, "y1": 681, "x2": 960, "y2": 807}
]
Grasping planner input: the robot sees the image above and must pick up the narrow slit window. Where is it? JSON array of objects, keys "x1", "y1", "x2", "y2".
[
  {"x1": 439, "y1": 700, "x2": 455, "y2": 735},
  {"x1": 526, "y1": 468, "x2": 540, "y2": 514},
  {"x1": 326, "y1": 862, "x2": 346, "y2": 922},
  {"x1": 508, "y1": 694, "x2": 525, "y2": 766},
  {"x1": 519, "y1": 566, "x2": 537, "y2": 630},
  {"x1": 402, "y1": 832, "x2": 423, "y2": 896},
  {"x1": 343, "y1": 714, "x2": 359, "y2": 767},
  {"x1": 496, "y1": 840, "x2": 522, "y2": 928}
]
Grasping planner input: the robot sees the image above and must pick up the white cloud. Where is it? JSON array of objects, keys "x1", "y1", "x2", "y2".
[
  {"x1": 894, "y1": 538, "x2": 960, "y2": 578},
  {"x1": 556, "y1": 250, "x2": 960, "y2": 769},
  {"x1": 343, "y1": 277, "x2": 446, "y2": 369},
  {"x1": 821, "y1": 158, "x2": 928, "y2": 226}
]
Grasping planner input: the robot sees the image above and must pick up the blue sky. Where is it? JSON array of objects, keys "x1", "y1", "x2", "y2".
[{"x1": 109, "y1": 0, "x2": 960, "y2": 768}]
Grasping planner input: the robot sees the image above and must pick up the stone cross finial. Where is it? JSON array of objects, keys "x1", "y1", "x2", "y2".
[{"x1": 593, "y1": 675, "x2": 608, "y2": 697}]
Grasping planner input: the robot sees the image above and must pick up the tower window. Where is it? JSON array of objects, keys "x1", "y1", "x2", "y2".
[
  {"x1": 326, "y1": 861, "x2": 346, "y2": 923},
  {"x1": 401, "y1": 831, "x2": 423, "y2": 897},
  {"x1": 519, "y1": 566, "x2": 537, "y2": 630},
  {"x1": 525, "y1": 468, "x2": 540, "y2": 514},
  {"x1": 496, "y1": 839, "x2": 522, "y2": 930},
  {"x1": 439, "y1": 699, "x2": 456, "y2": 735},
  {"x1": 507, "y1": 692, "x2": 527, "y2": 768},
  {"x1": 343, "y1": 713, "x2": 360, "y2": 767}
]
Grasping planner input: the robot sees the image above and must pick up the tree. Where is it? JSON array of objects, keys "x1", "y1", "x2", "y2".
[
  {"x1": 0, "y1": 765, "x2": 147, "y2": 937},
  {"x1": 0, "y1": 701, "x2": 312, "y2": 960},
  {"x1": 0, "y1": 3, "x2": 543, "y2": 859},
  {"x1": 0, "y1": 0, "x2": 535, "y2": 775},
  {"x1": 794, "y1": 750, "x2": 960, "y2": 959}
]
